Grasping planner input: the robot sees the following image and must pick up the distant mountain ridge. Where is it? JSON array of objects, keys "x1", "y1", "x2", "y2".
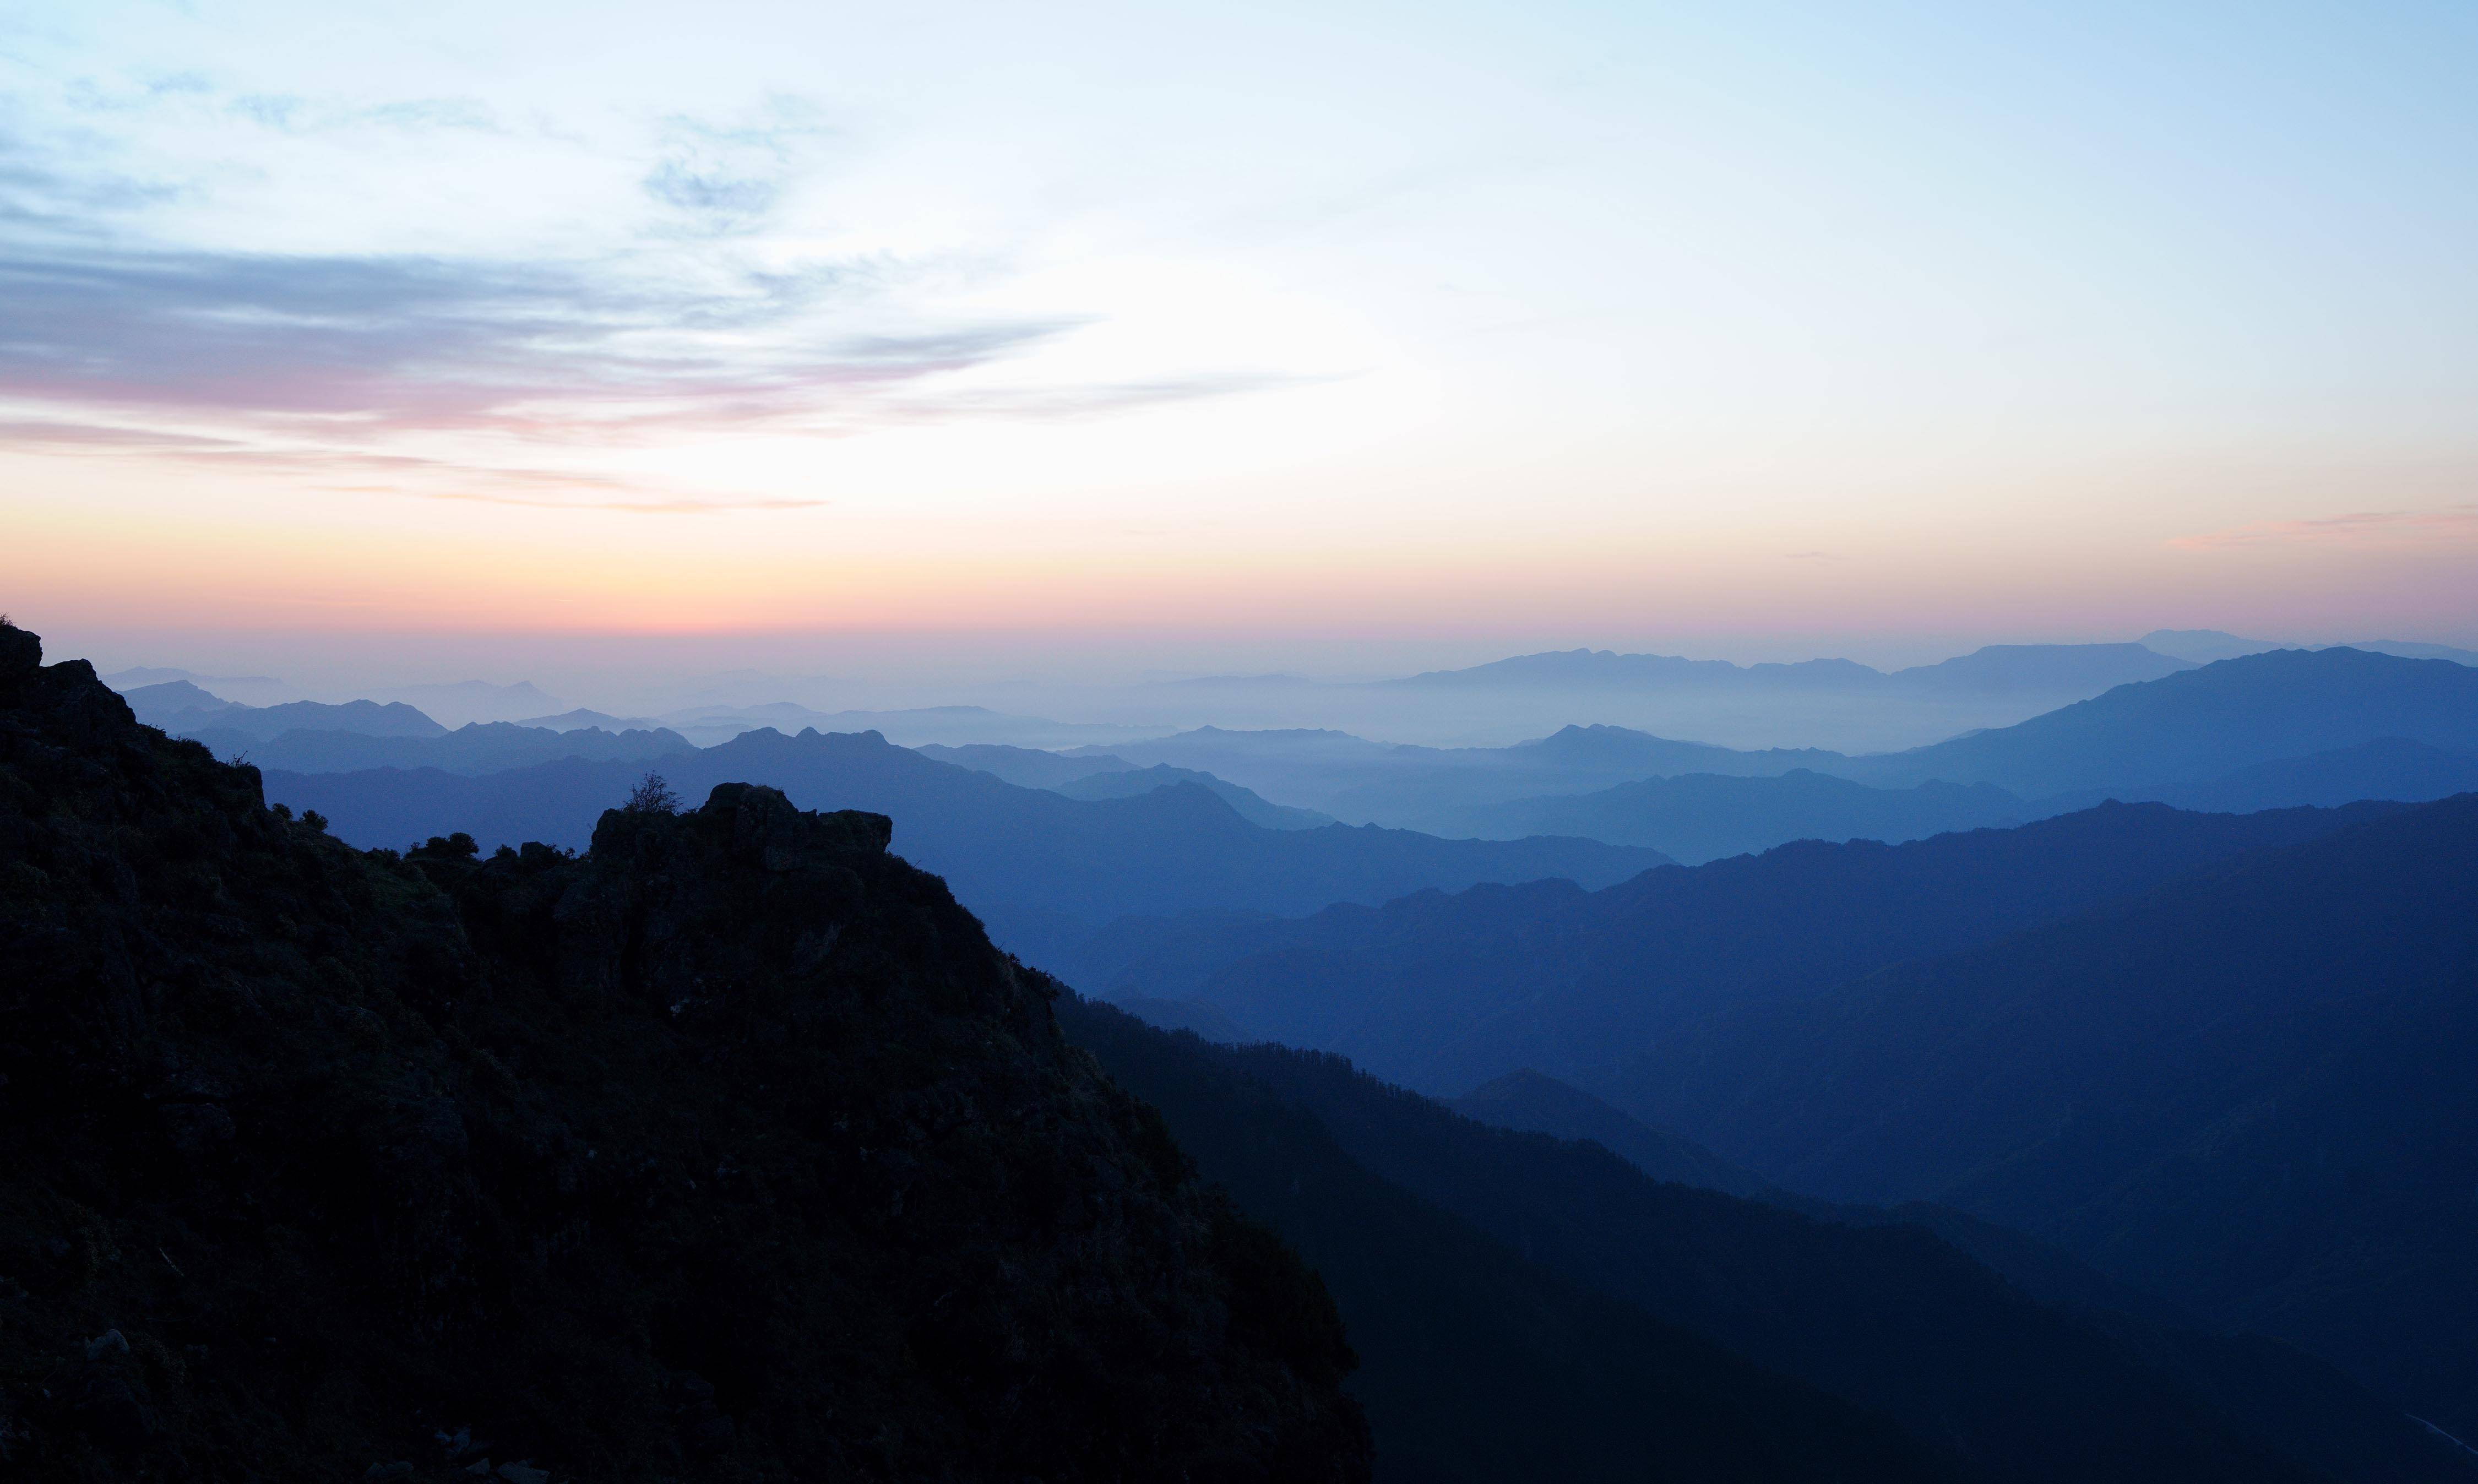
[
  {"x1": 125, "y1": 682, "x2": 449, "y2": 741},
  {"x1": 1393, "y1": 643, "x2": 2193, "y2": 696},
  {"x1": 1059, "y1": 800, "x2": 2403, "y2": 1097},
  {"x1": 2144, "y1": 630, "x2": 2478, "y2": 666},
  {"x1": 1849, "y1": 648, "x2": 2478, "y2": 796},
  {"x1": 1053, "y1": 763, "x2": 1338, "y2": 829},
  {"x1": 194, "y1": 720, "x2": 697, "y2": 776},
  {"x1": 264, "y1": 726, "x2": 1670, "y2": 965},
  {"x1": 1448, "y1": 769, "x2": 2026, "y2": 862},
  {"x1": 1057, "y1": 649, "x2": 2478, "y2": 831},
  {"x1": 919, "y1": 742, "x2": 1335, "y2": 828},
  {"x1": 2042, "y1": 737, "x2": 2478, "y2": 816}
]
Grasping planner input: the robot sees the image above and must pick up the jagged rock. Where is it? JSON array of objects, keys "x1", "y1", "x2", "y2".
[
  {"x1": 82, "y1": 1330, "x2": 129, "y2": 1361},
  {"x1": 68, "y1": 1374, "x2": 149, "y2": 1443},
  {"x1": 161, "y1": 1101, "x2": 235, "y2": 1151},
  {"x1": 0, "y1": 618, "x2": 1370, "y2": 1482}
]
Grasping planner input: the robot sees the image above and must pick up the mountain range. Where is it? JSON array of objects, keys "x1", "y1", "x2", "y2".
[
  {"x1": 1059, "y1": 800, "x2": 2399, "y2": 1084},
  {"x1": 27, "y1": 612, "x2": 2478, "y2": 1478},
  {"x1": 1063, "y1": 997, "x2": 2468, "y2": 1482},
  {"x1": 1058, "y1": 649, "x2": 2478, "y2": 846},
  {"x1": 1066, "y1": 791, "x2": 2478, "y2": 1444},
  {"x1": 2143, "y1": 629, "x2": 2478, "y2": 667},
  {"x1": 259, "y1": 726, "x2": 1668, "y2": 964},
  {"x1": 1446, "y1": 769, "x2": 2027, "y2": 862},
  {"x1": 1613, "y1": 793, "x2": 2478, "y2": 1438},
  {"x1": 195, "y1": 721, "x2": 696, "y2": 776},
  {"x1": 1394, "y1": 642, "x2": 2196, "y2": 697},
  {"x1": 1844, "y1": 648, "x2": 2478, "y2": 795}
]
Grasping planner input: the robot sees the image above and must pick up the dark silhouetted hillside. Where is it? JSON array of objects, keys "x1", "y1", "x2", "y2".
[
  {"x1": 1064, "y1": 1001, "x2": 2463, "y2": 1483},
  {"x1": 0, "y1": 620, "x2": 1371, "y2": 1481},
  {"x1": 1619, "y1": 792, "x2": 2478, "y2": 1439},
  {"x1": 1452, "y1": 1070, "x2": 1765, "y2": 1195},
  {"x1": 1114, "y1": 995, "x2": 1251, "y2": 1042},
  {"x1": 1053, "y1": 1000, "x2": 1946, "y2": 1484},
  {"x1": 261, "y1": 727, "x2": 1668, "y2": 965}
]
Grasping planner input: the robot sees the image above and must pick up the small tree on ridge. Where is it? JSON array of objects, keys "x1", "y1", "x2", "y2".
[{"x1": 625, "y1": 769, "x2": 681, "y2": 814}]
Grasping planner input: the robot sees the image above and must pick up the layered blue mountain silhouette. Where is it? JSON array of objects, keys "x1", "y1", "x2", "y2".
[
  {"x1": 263, "y1": 727, "x2": 1667, "y2": 963},
  {"x1": 61, "y1": 618, "x2": 2478, "y2": 1477},
  {"x1": 1067, "y1": 997, "x2": 2467, "y2": 1482}
]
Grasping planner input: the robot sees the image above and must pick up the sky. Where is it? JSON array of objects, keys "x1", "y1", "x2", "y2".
[{"x1": 4, "y1": 0, "x2": 2475, "y2": 688}]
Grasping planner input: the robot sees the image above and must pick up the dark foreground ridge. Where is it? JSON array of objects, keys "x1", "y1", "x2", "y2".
[{"x1": 0, "y1": 621, "x2": 1371, "y2": 1482}]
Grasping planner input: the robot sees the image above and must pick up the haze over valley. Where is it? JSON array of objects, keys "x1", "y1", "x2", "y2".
[{"x1": 9, "y1": 2, "x2": 2478, "y2": 1480}]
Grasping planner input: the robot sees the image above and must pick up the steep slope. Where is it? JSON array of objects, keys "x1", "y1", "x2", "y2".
[
  {"x1": 1052, "y1": 1001, "x2": 1947, "y2": 1484},
  {"x1": 1449, "y1": 1076, "x2": 2471, "y2": 1483},
  {"x1": 1451, "y1": 1070, "x2": 1767, "y2": 1195},
  {"x1": 0, "y1": 622, "x2": 1370, "y2": 1482},
  {"x1": 1457, "y1": 769, "x2": 2024, "y2": 860},
  {"x1": 1064, "y1": 802, "x2": 2398, "y2": 1097},
  {"x1": 1852, "y1": 647, "x2": 2478, "y2": 795},
  {"x1": 1625, "y1": 792, "x2": 2478, "y2": 1438},
  {"x1": 1064, "y1": 1002, "x2": 2466, "y2": 1483},
  {"x1": 263, "y1": 728, "x2": 1667, "y2": 964}
]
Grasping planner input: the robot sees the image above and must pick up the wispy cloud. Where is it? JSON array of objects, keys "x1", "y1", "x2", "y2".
[
  {"x1": 63, "y1": 68, "x2": 503, "y2": 136},
  {"x1": 2169, "y1": 505, "x2": 2478, "y2": 550},
  {"x1": 0, "y1": 89, "x2": 1299, "y2": 514},
  {"x1": 410, "y1": 488, "x2": 829, "y2": 514},
  {"x1": 0, "y1": 417, "x2": 243, "y2": 452},
  {"x1": 642, "y1": 98, "x2": 828, "y2": 237},
  {"x1": 0, "y1": 240, "x2": 1078, "y2": 438},
  {"x1": 0, "y1": 417, "x2": 819, "y2": 512}
]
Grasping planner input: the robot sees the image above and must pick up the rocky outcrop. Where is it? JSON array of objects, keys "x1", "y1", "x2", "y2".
[{"x1": 0, "y1": 620, "x2": 1370, "y2": 1482}]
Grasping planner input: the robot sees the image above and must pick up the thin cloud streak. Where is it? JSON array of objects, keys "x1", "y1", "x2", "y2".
[
  {"x1": 404, "y1": 488, "x2": 830, "y2": 514},
  {"x1": 0, "y1": 242, "x2": 1075, "y2": 435},
  {"x1": 2170, "y1": 506, "x2": 2478, "y2": 550},
  {"x1": 0, "y1": 415, "x2": 817, "y2": 513}
]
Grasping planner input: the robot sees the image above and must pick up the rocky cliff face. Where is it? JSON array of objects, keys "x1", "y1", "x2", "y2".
[{"x1": 0, "y1": 621, "x2": 1370, "y2": 1483}]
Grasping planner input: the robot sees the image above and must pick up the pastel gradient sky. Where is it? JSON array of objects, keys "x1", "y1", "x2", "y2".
[{"x1": 4, "y1": 0, "x2": 2475, "y2": 682}]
